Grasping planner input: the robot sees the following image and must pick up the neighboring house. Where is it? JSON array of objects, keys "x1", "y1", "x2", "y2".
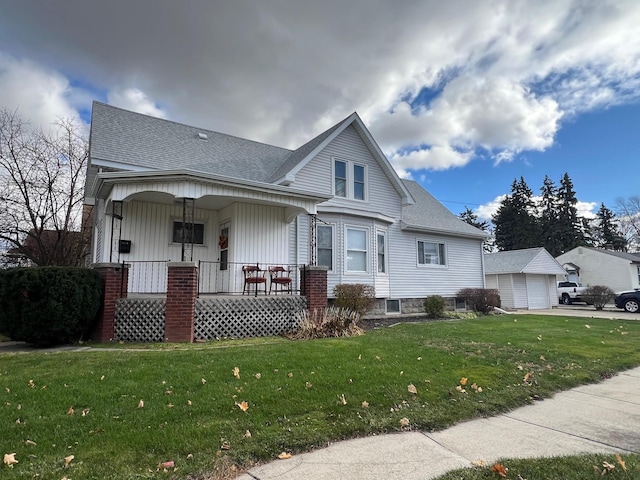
[
  {"x1": 484, "y1": 248, "x2": 566, "y2": 310},
  {"x1": 556, "y1": 247, "x2": 640, "y2": 293},
  {"x1": 84, "y1": 102, "x2": 486, "y2": 314}
]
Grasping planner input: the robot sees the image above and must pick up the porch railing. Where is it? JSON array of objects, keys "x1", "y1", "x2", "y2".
[
  {"x1": 198, "y1": 261, "x2": 304, "y2": 296},
  {"x1": 124, "y1": 260, "x2": 304, "y2": 296},
  {"x1": 127, "y1": 260, "x2": 169, "y2": 294}
]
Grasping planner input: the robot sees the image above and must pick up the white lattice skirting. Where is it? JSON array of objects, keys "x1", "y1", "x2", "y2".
[
  {"x1": 114, "y1": 296, "x2": 307, "y2": 342},
  {"x1": 115, "y1": 298, "x2": 166, "y2": 342},
  {"x1": 195, "y1": 296, "x2": 306, "y2": 339}
]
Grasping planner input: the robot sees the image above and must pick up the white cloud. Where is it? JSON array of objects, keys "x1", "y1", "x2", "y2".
[
  {"x1": 0, "y1": 53, "x2": 84, "y2": 129},
  {"x1": 475, "y1": 195, "x2": 507, "y2": 221},
  {"x1": 107, "y1": 88, "x2": 167, "y2": 119},
  {"x1": 0, "y1": 0, "x2": 639, "y2": 169}
]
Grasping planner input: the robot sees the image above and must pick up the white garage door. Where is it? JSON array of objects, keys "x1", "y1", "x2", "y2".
[{"x1": 526, "y1": 275, "x2": 550, "y2": 309}]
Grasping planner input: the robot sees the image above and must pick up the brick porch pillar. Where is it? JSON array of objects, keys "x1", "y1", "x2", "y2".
[
  {"x1": 165, "y1": 262, "x2": 197, "y2": 342},
  {"x1": 300, "y1": 266, "x2": 328, "y2": 313},
  {"x1": 93, "y1": 263, "x2": 128, "y2": 342}
]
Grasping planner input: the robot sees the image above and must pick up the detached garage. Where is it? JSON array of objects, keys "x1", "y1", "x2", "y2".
[{"x1": 484, "y1": 247, "x2": 567, "y2": 310}]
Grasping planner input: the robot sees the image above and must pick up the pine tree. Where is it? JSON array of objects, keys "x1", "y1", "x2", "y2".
[
  {"x1": 459, "y1": 207, "x2": 489, "y2": 231},
  {"x1": 594, "y1": 203, "x2": 627, "y2": 251},
  {"x1": 493, "y1": 177, "x2": 540, "y2": 251},
  {"x1": 539, "y1": 175, "x2": 563, "y2": 256},
  {"x1": 556, "y1": 172, "x2": 584, "y2": 254}
]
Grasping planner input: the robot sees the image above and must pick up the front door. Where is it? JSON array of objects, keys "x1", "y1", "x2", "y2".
[{"x1": 216, "y1": 221, "x2": 230, "y2": 292}]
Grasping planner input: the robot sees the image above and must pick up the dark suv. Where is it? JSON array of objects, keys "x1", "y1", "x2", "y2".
[{"x1": 614, "y1": 289, "x2": 640, "y2": 313}]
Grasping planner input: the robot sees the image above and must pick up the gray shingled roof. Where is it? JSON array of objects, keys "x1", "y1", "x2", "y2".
[
  {"x1": 268, "y1": 116, "x2": 351, "y2": 183},
  {"x1": 401, "y1": 180, "x2": 487, "y2": 239},
  {"x1": 484, "y1": 247, "x2": 566, "y2": 275},
  {"x1": 90, "y1": 102, "x2": 293, "y2": 183}
]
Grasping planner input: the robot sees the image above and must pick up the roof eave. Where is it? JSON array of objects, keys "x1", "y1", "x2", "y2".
[
  {"x1": 93, "y1": 169, "x2": 332, "y2": 203},
  {"x1": 400, "y1": 221, "x2": 488, "y2": 240}
]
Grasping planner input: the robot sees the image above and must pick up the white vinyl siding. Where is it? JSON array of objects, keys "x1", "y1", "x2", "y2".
[{"x1": 291, "y1": 125, "x2": 403, "y2": 220}]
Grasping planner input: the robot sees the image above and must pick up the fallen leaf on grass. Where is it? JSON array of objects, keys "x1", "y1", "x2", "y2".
[
  {"x1": 399, "y1": 417, "x2": 410, "y2": 427},
  {"x1": 361, "y1": 401, "x2": 369, "y2": 408},
  {"x1": 602, "y1": 460, "x2": 616, "y2": 473},
  {"x1": 616, "y1": 454, "x2": 626, "y2": 470},
  {"x1": 159, "y1": 460, "x2": 175, "y2": 469},
  {"x1": 305, "y1": 381, "x2": 312, "y2": 389},
  {"x1": 67, "y1": 406, "x2": 75, "y2": 415},
  {"x1": 340, "y1": 394, "x2": 347, "y2": 405},
  {"x1": 3, "y1": 453, "x2": 18, "y2": 467},
  {"x1": 81, "y1": 408, "x2": 90, "y2": 416},
  {"x1": 255, "y1": 373, "x2": 262, "y2": 379},
  {"x1": 407, "y1": 384, "x2": 417, "y2": 395},
  {"x1": 278, "y1": 452, "x2": 292, "y2": 460},
  {"x1": 523, "y1": 372, "x2": 534, "y2": 384},
  {"x1": 455, "y1": 385, "x2": 466, "y2": 393},
  {"x1": 64, "y1": 455, "x2": 74, "y2": 468},
  {"x1": 585, "y1": 324, "x2": 591, "y2": 329},
  {"x1": 460, "y1": 377, "x2": 468, "y2": 386},
  {"x1": 25, "y1": 440, "x2": 36, "y2": 446},
  {"x1": 236, "y1": 401, "x2": 249, "y2": 412},
  {"x1": 138, "y1": 399, "x2": 144, "y2": 408},
  {"x1": 28, "y1": 380, "x2": 35, "y2": 388},
  {"x1": 232, "y1": 367, "x2": 240, "y2": 379},
  {"x1": 201, "y1": 378, "x2": 207, "y2": 385},
  {"x1": 490, "y1": 462, "x2": 508, "y2": 477},
  {"x1": 471, "y1": 459, "x2": 487, "y2": 467},
  {"x1": 244, "y1": 430, "x2": 252, "y2": 438}
]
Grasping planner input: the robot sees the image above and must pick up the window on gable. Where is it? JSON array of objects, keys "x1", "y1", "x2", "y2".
[
  {"x1": 333, "y1": 158, "x2": 366, "y2": 201},
  {"x1": 334, "y1": 160, "x2": 347, "y2": 198},
  {"x1": 172, "y1": 221, "x2": 205, "y2": 245},
  {"x1": 354, "y1": 164, "x2": 365, "y2": 200},
  {"x1": 346, "y1": 228, "x2": 367, "y2": 272},
  {"x1": 417, "y1": 240, "x2": 446, "y2": 266},
  {"x1": 317, "y1": 225, "x2": 333, "y2": 270}
]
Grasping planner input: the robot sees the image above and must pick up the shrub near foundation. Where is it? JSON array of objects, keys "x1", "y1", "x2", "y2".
[
  {"x1": 0, "y1": 267, "x2": 102, "y2": 346},
  {"x1": 333, "y1": 283, "x2": 376, "y2": 317},
  {"x1": 424, "y1": 295, "x2": 446, "y2": 318},
  {"x1": 457, "y1": 288, "x2": 501, "y2": 314}
]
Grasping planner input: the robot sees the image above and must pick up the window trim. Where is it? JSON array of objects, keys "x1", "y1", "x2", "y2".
[
  {"x1": 171, "y1": 220, "x2": 206, "y2": 246},
  {"x1": 316, "y1": 224, "x2": 335, "y2": 272},
  {"x1": 345, "y1": 226, "x2": 369, "y2": 273},
  {"x1": 416, "y1": 239, "x2": 447, "y2": 267},
  {"x1": 385, "y1": 299, "x2": 401, "y2": 315}
]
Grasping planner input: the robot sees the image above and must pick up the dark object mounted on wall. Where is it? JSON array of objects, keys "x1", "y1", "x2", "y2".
[{"x1": 119, "y1": 240, "x2": 131, "y2": 254}]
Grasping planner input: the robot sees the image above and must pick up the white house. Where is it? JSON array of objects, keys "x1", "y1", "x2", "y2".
[
  {"x1": 484, "y1": 247, "x2": 566, "y2": 310},
  {"x1": 84, "y1": 102, "x2": 487, "y2": 314},
  {"x1": 556, "y1": 247, "x2": 640, "y2": 293}
]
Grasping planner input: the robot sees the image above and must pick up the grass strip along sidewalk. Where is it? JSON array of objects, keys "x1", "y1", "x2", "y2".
[{"x1": 1, "y1": 314, "x2": 640, "y2": 479}]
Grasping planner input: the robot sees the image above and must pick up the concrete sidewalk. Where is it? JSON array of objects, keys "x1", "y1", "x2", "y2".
[{"x1": 238, "y1": 367, "x2": 640, "y2": 480}]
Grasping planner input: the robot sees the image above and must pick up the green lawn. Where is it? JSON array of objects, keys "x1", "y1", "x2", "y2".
[{"x1": 1, "y1": 314, "x2": 639, "y2": 479}]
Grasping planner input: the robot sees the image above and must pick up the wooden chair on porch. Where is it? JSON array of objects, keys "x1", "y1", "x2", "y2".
[
  {"x1": 268, "y1": 266, "x2": 292, "y2": 294},
  {"x1": 242, "y1": 265, "x2": 266, "y2": 295}
]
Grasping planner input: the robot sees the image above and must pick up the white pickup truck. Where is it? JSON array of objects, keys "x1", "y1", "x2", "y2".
[{"x1": 557, "y1": 281, "x2": 588, "y2": 305}]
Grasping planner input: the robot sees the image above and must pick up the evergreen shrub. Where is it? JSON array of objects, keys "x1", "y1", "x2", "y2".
[
  {"x1": 424, "y1": 295, "x2": 446, "y2": 318},
  {"x1": 0, "y1": 267, "x2": 103, "y2": 346},
  {"x1": 457, "y1": 288, "x2": 501, "y2": 314}
]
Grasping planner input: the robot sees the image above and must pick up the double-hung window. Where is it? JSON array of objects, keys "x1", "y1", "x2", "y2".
[
  {"x1": 317, "y1": 225, "x2": 334, "y2": 270},
  {"x1": 377, "y1": 231, "x2": 386, "y2": 273},
  {"x1": 334, "y1": 158, "x2": 366, "y2": 201},
  {"x1": 417, "y1": 240, "x2": 446, "y2": 266},
  {"x1": 346, "y1": 227, "x2": 367, "y2": 272}
]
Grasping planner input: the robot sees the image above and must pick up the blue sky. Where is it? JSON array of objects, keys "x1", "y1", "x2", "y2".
[{"x1": 0, "y1": 1, "x2": 638, "y2": 221}]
